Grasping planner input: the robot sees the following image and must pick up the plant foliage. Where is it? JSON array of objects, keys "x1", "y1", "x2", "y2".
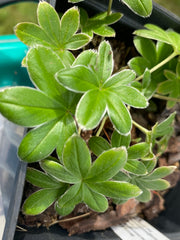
[{"x1": 0, "y1": 1, "x2": 178, "y2": 217}]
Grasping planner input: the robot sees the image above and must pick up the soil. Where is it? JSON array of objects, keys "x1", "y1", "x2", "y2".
[{"x1": 16, "y1": 35, "x2": 180, "y2": 236}]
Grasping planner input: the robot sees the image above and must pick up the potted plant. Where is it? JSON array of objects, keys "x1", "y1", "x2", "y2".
[{"x1": 1, "y1": 0, "x2": 180, "y2": 239}]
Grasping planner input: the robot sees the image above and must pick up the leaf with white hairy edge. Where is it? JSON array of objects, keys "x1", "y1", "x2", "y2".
[
  {"x1": 85, "y1": 147, "x2": 127, "y2": 182},
  {"x1": 63, "y1": 135, "x2": 91, "y2": 179},
  {"x1": 83, "y1": 184, "x2": 108, "y2": 212},
  {"x1": 76, "y1": 89, "x2": 106, "y2": 130},
  {"x1": 41, "y1": 159, "x2": 80, "y2": 183},
  {"x1": 121, "y1": 0, "x2": 152, "y2": 17},
  {"x1": 88, "y1": 181, "x2": 142, "y2": 199},
  {"x1": 23, "y1": 188, "x2": 65, "y2": 215}
]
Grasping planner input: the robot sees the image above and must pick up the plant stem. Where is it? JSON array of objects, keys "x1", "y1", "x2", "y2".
[
  {"x1": 153, "y1": 94, "x2": 180, "y2": 102},
  {"x1": 107, "y1": 0, "x2": 113, "y2": 15},
  {"x1": 78, "y1": 127, "x2": 81, "y2": 135},
  {"x1": 96, "y1": 116, "x2": 108, "y2": 137},
  {"x1": 132, "y1": 120, "x2": 149, "y2": 135},
  {"x1": 135, "y1": 51, "x2": 178, "y2": 82}
]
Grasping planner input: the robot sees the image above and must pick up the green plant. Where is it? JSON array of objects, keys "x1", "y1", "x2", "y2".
[{"x1": 0, "y1": 0, "x2": 179, "y2": 219}]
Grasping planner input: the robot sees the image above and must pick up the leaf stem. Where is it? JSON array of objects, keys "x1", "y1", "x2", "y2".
[
  {"x1": 132, "y1": 120, "x2": 149, "y2": 135},
  {"x1": 107, "y1": 0, "x2": 113, "y2": 15},
  {"x1": 153, "y1": 94, "x2": 180, "y2": 102},
  {"x1": 96, "y1": 116, "x2": 108, "y2": 137},
  {"x1": 135, "y1": 51, "x2": 178, "y2": 82}
]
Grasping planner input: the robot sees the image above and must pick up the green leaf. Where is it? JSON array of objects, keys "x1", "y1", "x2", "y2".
[
  {"x1": 142, "y1": 68, "x2": 151, "y2": 90},
  {"x1": 142, "y1": 157, "x2": 157, "y2": 173},
  {"x1": 88, "y1": 181, "x2": 141, "y2": 199},
  {"x1": 93, "y1": 25, "x2": 115, "y2": 37},
  {"x1": 88, "y1": 136, "x2": 111, "y2": 156},
  {"x1": 140, "y1": 179, "x2": 170, "y2": 190},
  {"x1": 134, "y1": 24, "x2": 180, "y2": 52},
  {"x1": 127, "y1": 143, "x2": 150, "y2": 160},
  {"x1": 27, "y1": 46, "x2": 65, "y2": 101},
  {"x1": 41, "y1": 159, "x2": 80, "y2": 183},
  {"x1": 111, "y1": 131, "x2": 131, "y2": 148},
  {"x1": 15, "y1": 23, "x2": 54, "y2": 48},
  {"x1": 63, "y1": 135, "x2": 91, "y2": 178},
  {"x1": 113, "y1": 171, "x2": 130, "y2": 182},
  {"x1": 113, "y1": 86, "x2": 148, "y2": 108},
  {"x1": 143, "y1": 166, "x2": 176, "y2": 180},
  {"x1": 60, "y1": 7, "x2": 79, "y2": 44},
  {"x1": 133, "y1": 36, "x2": 156, "y2": 65},
  {"x1": 69, "y1": 0, "x2": 84, "y2": 2},
  {"x1": 38, "y1": 1, "x2": 61, "y2": 46},
  {"x1": 124, "y1": 160, "x2": 147, "y2": 175},
  {"x1": 23, "y1": 188, "x2": 64, "y2": 215},
  {"x1": 0, "y1": 87, "x2": 64, "y2": 127},
  {"x1": 56, "y1": 114, "x2": 77, "y2": 159},
  {"x1": 136, "y1": 185, "x2": 151, "y2": 202},
  {"x1": 158, "y1": 67, "x2": 180, "y2": 108},
  {"x1": 76, "y1": 89, "x2": 106, "y2": 130},
  {"x1": 106, "y1": 91, "x2": 132, "y2": 135},
  {"x1": 18, "y1": 119, "x2": 63, "y2": 162},
  {"x1": 56, "y1": 66, "x2": 99, "y2": 93},
  {"x1": 122, "y1": 0, "x2": 152, "y2": 17},
  {"x1": 73, "y1": 49, "x2": 97, "y2": 67},
  {"x1": 103, "y1": 69, "x2": 136, "y2": 88},
  {"x1": 65, "y1": 33, "x2": 90, "y2": 50},
  {"x1": 153, "y1": 112, "x2": 176, "y2": 137},
  {"x1": 86, "y1": 147, "x2": 127, "y2": 182},
  {"x1": 128, "y1": 57, "x2": 151, "y2": 77},
  {"x1": 83, "y1": 184, "x2": 108, "y2": 212},
  {"x1": 96, "y1": 41, "x2": 113, "y2": 83},
  {"x1": 57, "y1": 183, "x2": 82, "y2": 216},
  {"x1": 80, "y1": 9, "x2": 122, "y2": 38},
  {"x1": 26, "y1": 168, "x2": 65, "y2": 189}
]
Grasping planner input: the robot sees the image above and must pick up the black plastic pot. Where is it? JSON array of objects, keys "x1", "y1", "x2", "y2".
[{"x1": 0, "y1": 1, "x2": 180, "y2": 240}]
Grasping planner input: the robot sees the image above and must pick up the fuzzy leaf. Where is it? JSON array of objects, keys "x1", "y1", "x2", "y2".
[
  {"x1": 153, "y1": 112, "x2": 176, "y2": 137},
  {"x1": 113, "y1": 171, "x2": 130, "y2": 182},
  {"x1": 76, "y1": 89, "x2": 106, "y2": 130},
  {"x1": 41, "y1": 160, "x2": 80, "y2": 183},
  {"x1": 65, "y1": 33, "x2": 90, "y2": 50},
  {"x1": 103, "y1": 69, "x2": 136, "y2": 88},
  {"x1": 83, "y1": 184, "x2": 108, "y2": 212},
  {"x1": 121, "y1": 0, "x2": 152, "y2": 17},
  {"x1": 158, "y1": 67, "x2": 180, "y2": 108},
  {"x1": 111, "y1": 131, "x2": 131, "y2": 148},
  {"x1": 88, "y1": 181, "x2": 141, "y2": 199},
  {"x1": 88, "y1": 136, "x2": 111, "y2": 156},
  {"x1": 134, "y1": 24, "x2": 180, "y2": 52},
  {"x1": 73, "y1": 50, "x2": 97, "y2": 67},
  {"x1": 144, "y1": 166, "x2": 176, "y2": 180},
  {"x1": 69, "y1": 0, "x2": 84, "y2": 2},
  {"x1": 18, "y1": 119, "x2": 63, "y2": 162},
  {"x1": 63, "y1": 135, "x2": 91, "y2": 178},
  {"x1": 56, "y1": 66, "x2": 99, "y2": 93},
  {"x1": 23, "y1": 188, "x2": 64, "y2": 215},
  {"x1": 96, "y1": 41, "x2": 113, "y2": 83},
  {"x1": 0, "y1": 87, "x2": 64, "y2": 127},
  {"x1": 26, "y1": 168, "x2": 65, "y2": 189},
  {"x1": 106, "y1": 91, "x2": 132, "y2": 135},
  {"x1": 57, "y1": 183, "x2": 82, "y2": 216},
  {"x1": 127, "y1": 142, "x2": 150, "y2": 160},
  {"x1": 56, "y1": 114, "x2": 77, "y2": 159},
  {"x1": 86, "y1": 147, "x2": 127, "y2": 182},
  {"x1": 112, "y1": 86, "x2": 148, "y2": 108},
  {"x1": 27, "y1": 46, "x2": 65, "y2": 101},
  {"x1": 60, "y1": 7, "x2": 79, "y2": 43},
  {"x1": 38, "y1": 1, "x2": 61, "y2": 45},
  {"x1": 124, "y1": 160, "x2": 147, "y2": 175},
  {"x1": 136, "y1": 185, "x2": 151, "y2": 202},
  {"x1": 140, "y1": 179, "x2": 170, "y2": 190}
]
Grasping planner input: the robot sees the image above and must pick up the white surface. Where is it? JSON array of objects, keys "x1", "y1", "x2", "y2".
[
  {"x1": 111, "y1": 217, "x2": 170, "y2": 240},
  {"x1": 0, "y1": 186, "x2": 6, "y2": 240}
]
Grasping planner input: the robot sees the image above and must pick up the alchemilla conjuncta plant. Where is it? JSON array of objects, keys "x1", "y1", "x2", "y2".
[{"x1": 0, "y1": 0, "x2": 179, "y2": 216}]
